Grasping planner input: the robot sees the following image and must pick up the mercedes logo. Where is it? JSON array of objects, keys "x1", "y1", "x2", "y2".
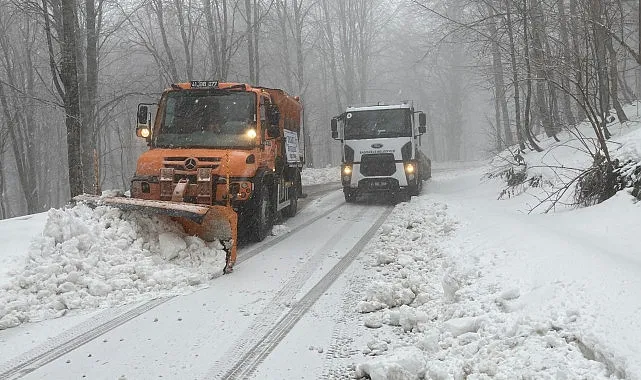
[
  {"x1": 371, "y1": 143, "x2": 383, "y2": 149},
  {"x1": 184, "y1": 157, "x2": 197, "y2": 170}
]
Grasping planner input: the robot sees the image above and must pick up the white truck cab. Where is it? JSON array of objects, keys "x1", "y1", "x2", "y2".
[{"x1": 331, "y1": 103, "x2": 431, "y2": 202}]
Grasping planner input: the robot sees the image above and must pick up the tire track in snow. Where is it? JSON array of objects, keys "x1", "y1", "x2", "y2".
[
  {"x1": 320, "y1": 263, "x2": 369, "y2": 380},
  {"x1": 210, "y1": 205, "x2": 393, "y2": 380},
  {"x1": 0, "y1": 297, "x2": 169, "y2": 380},
  {"x1": 207, "y1": 203, "x2": 369, "y2": 379},
  {"x1": 234, "y1": 201, "x2": 345, "y2": 267}
]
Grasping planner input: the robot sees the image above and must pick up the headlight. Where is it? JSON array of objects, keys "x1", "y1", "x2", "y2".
[
  {"x1": 343, "y1": 165, "x2": 352, "y2": 175},
  {"x1": 246, "y1": 129, "x2": 257, "y2": 139},
  {"x1": 404, "y1": 163, "x2": 415, "y2": 174},
  {"x1": 140, "y1": 128, "x2": 150, "y2": 138}
]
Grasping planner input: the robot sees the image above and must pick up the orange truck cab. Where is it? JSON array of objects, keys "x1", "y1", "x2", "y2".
[{"x1": 134, "y1": 81, "x2": 303, "y2": 241}]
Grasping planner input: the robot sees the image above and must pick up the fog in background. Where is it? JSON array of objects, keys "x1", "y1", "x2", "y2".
[{"x1": 1, "y1": 0, "x2": 639, "y2": 218}]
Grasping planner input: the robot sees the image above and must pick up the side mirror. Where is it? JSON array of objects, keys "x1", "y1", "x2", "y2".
[
  {"x1": 418, "y1": 112, "x2": 426, "y2": 127},
  {"x1": 331, "y1": 118, "x2": 338, "y2": 139},
  {"x1": 136, "y1": 104, "x2": 151, "y2": 140},
  {"x1": 137, "y1": 105, "x2": 149, "y2": 125}
]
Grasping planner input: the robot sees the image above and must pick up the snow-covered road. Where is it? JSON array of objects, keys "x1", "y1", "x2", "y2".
[{"x1": 1, "y1": 159, "x2": 640, "y2": 380}]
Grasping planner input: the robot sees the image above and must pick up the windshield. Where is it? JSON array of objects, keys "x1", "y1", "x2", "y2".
[
  {"x1": 155, "y1": 91, "x2": 257, "y2": 148},
  {"x1": 344, "y1": 109, "x2": 412, "y2": 139}
]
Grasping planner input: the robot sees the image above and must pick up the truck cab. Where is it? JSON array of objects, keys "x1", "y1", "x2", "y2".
[{"x1": 331, "y1": 103, "x2": 431, "y2": 202}]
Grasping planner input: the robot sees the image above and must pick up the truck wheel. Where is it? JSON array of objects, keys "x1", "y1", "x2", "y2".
[
  {"x1": 393, "y1": 190, "x2": 411, "y2": 204},
  {"x1": 409, "y1": 174, "x2": 422, "y2": 196},
  {"x1": 283, "y1": 169, "x2": 300, "y2": 218},
  {"x1": 283, "y1": 185, "x2": 298, "y2": 218},
  {"x1": 344, "y1": 189, "x2": 356, "y2": 203},
  {"x1": 249, "y1": 182, "x2": 273, "y2": 242}
]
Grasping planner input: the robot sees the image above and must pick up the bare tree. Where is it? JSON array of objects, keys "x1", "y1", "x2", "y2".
[
  {"x1": 203, "y1": 0, "x2": 242, "y2": 80},
  {"x1": 0, "y1": 7, "x2": 44, "y2": 212},
  {"x1": 486, "y1": 2, "x2": 514, "y2": 148},
  {"x1": 60, "y1": 0, "x2": 83, "y2": 197}
]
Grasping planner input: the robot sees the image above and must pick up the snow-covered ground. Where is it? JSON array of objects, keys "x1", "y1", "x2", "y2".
[{"x1": 1, "y1": 104, "x2": 640, "y2": 379}]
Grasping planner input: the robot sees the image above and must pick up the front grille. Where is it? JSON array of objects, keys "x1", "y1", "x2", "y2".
[
  {"x1": 163, "y1": 157, "x2": 221, "y2": 170},
  {"x1": 360, "y1": 154, "x2": 396, "y2": 176}
]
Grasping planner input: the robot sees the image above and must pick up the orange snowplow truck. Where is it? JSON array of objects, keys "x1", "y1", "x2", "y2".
[{"x1": 77, "y1": 81, "x2": 303, "y2": 274}]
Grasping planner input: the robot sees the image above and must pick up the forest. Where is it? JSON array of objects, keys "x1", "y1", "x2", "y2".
[{"x1": 0, "y1": 0, "x2": 639, "y2": 218}]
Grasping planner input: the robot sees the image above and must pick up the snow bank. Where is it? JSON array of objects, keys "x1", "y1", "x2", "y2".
[
  {"x1": 354, "y1": 195, "x2": 622, "y2": 379},
  {"x1": 488, "y1": 103, "x2": 641, "y2": 210},
  {"x1": 301, "y1": 166, "x2": 340, "y2": 186},
  {"x1": 0, "y1": 204, "x2": 227, "y2": 330}
]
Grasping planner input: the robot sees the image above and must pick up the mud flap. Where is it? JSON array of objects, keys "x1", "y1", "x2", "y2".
[{"x1": 74, "y1": 195, "x2": 238, "y2": 274}]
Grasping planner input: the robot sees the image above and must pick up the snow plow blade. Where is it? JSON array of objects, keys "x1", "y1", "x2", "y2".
[{"x1": 74, "y1": 195, "x2": 238, "y2": 273}]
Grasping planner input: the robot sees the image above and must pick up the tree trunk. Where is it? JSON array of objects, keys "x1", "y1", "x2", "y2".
[
  {"x1": 0, "y1": 156, "x2": 5, "y2": 218},
  {"x1": 276, "y1": 2, "x2": 293, "y2": 91},
  {"x1": 569, "y1": 0, "x2": 587, "y2": 121},
  {"x1": 292, "y1": 0, "x2": 311, "y2": 166},
  {"x1": 606, "y1": 30, "x2": 628, "y2": 122},
  {"x1": 253, "y1": 0, "x2": 260, "y2": 85},
  {"x1": 337, "y1": 0, "x2": 356, "y2": 104},
  {"x1": 81, "y1": 0, "x2": 99, "y2": 194},
  {"x1": 590, "y1": 0, "x2": 612, "y2": 139},
  {"x1": 203, "y1": 0, "x2": 222, "y2": 78},
  {"x1": 523, "y1": 0, "x2": 543, "y2": 152},
  {"x1": 488, "y1": 4, "x2": 514, "y2": 147},
  {"x1": 245, "y1": 0, "x2": 255, "y2": 84},
  {"x1": 556, "y1": 0, "x2": 577, "y2": 127},
  {"x1": 505, "y1": 0, "x2": 526, "y2": 150},
  {"x1": 153, "y1": 0, "x2": 179, "y2": 82},
  {"x1": 174, "y1": 0, "x2": 194, "y2": 79},
  {"x1": 0, "y1": 13, "x2": 44, "y2": 211},
  {"x1": 61, "y1": 0, "x2": 84, "y2": 197},
  {"x1": 321, "y1": 0, "x2": 343, "y2": 112},
  {"x1": 530, "y1": 0, "x2": 557, "y2": 139}
]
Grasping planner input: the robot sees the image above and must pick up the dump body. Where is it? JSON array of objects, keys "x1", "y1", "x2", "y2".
[{"x1": 331, "y1": 104, "x2": 430, "y2": 202}]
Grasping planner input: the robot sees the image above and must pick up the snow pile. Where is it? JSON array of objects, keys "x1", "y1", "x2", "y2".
[
  {"x1": 488, "y1": 103, "x2": 641, "y2": 209},
  {"x1": 353, "y1": 197, "x2": 622, "y2": 379},
  {"x1": 301, "y1": 166, "x2": 340, "y2": 186},
  {"x1": 0, "y1": 203, "x2": 227, "y2": 330},
  {"x1": 612, "y1": 123, "x2": 641, "y2": 163}
]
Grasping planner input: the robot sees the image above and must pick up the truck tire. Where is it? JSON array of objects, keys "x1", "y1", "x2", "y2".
[
  {"x1": 248, "y1": 182, "x2": 273, "y2": 242},
  {"x1": 283, "y1": 185, "x2": 298, "y2": 218},
  {"x1": 344, "y1": 189, "x2": 356, "y2": 203},
  {"x1": 283, "y1": 169, "x2": 300, "y2": 218},
  {"x1": 392, "y1": 190, "x2": 411, "y2": 204},
  {"x1": 409, "y1": 173, "x2": 423, "y2": 196}
]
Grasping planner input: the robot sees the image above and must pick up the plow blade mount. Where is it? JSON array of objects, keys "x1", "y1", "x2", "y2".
[{"x1": 74, "y1": 195, "x2": 238, "y2": 273}]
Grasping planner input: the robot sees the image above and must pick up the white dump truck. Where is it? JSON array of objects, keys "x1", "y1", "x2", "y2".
[{"x1": 331, "y1": 103, "x2": 431, "y2": 202}]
